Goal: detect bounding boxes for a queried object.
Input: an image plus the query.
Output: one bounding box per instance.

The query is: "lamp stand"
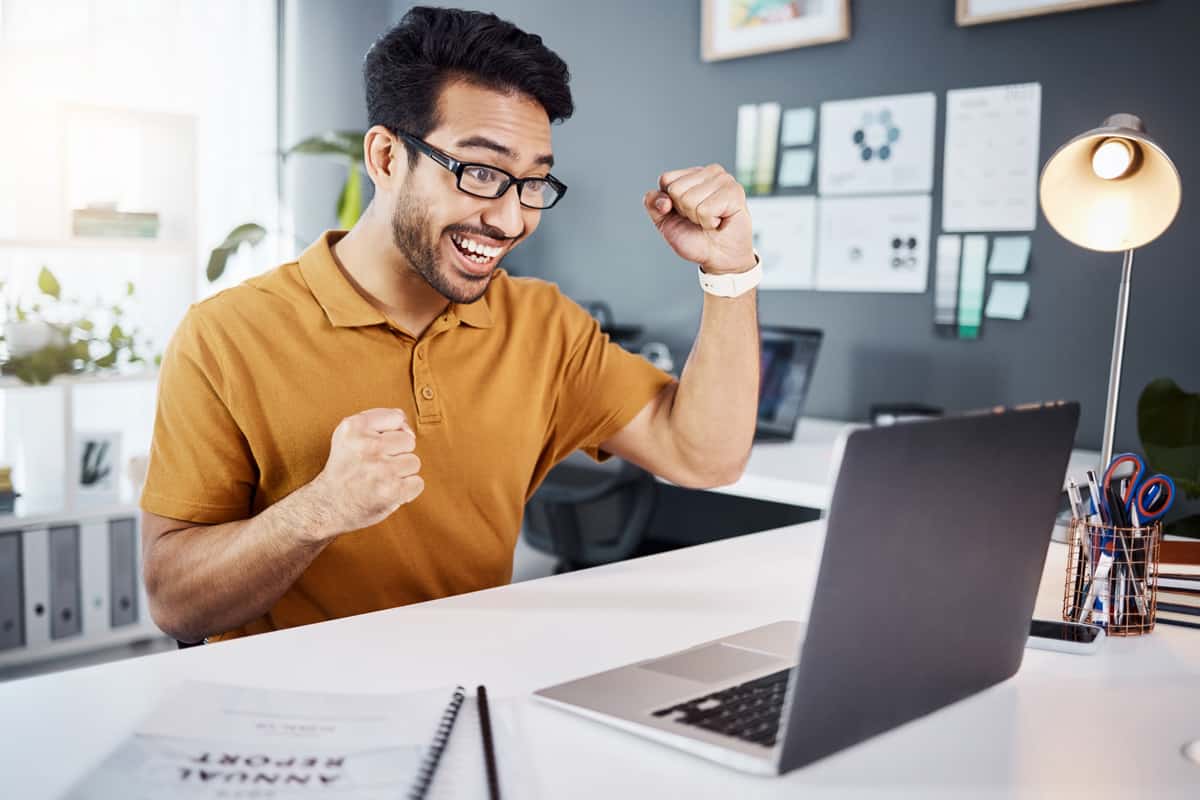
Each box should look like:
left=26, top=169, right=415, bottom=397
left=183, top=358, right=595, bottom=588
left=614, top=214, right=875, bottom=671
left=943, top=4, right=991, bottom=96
left=1100, top=248, right=1136, bottom=469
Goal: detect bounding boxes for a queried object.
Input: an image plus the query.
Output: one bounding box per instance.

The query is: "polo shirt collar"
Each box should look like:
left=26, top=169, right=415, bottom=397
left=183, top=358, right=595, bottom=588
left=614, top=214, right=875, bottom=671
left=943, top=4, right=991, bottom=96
left=299, top=230, right=493, bottom=330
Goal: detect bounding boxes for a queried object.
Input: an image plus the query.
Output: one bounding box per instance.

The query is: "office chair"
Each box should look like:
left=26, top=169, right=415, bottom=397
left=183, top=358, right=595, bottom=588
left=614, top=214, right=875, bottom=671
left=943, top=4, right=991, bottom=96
left=522, top=454, right=658, bottom=573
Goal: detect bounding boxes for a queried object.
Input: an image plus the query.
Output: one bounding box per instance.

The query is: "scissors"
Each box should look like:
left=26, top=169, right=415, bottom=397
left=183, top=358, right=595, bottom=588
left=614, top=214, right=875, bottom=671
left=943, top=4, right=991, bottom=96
left=1102, top=452, right=1176, bottom=524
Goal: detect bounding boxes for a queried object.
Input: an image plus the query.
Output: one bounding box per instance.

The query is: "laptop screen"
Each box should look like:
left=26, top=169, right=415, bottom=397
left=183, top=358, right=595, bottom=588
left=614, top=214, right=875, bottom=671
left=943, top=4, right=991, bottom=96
left=757, top=326, right=822, bottom=438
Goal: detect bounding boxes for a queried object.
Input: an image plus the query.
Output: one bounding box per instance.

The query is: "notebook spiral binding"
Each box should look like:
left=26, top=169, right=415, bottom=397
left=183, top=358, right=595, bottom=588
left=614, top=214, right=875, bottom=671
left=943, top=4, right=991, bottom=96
left=407, top=686, right=467, bottom=800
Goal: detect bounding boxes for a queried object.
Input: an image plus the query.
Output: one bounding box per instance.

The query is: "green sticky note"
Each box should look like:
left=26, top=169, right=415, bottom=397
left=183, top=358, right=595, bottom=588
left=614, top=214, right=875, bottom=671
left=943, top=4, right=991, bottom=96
left=958, top=235, right=987, bottom=339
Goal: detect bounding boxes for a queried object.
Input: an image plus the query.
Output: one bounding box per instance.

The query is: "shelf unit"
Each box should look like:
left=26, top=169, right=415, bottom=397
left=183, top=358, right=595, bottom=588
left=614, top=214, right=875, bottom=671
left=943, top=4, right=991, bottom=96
left=0, top=104, right=190, bottom=671
left=0, top=503, right=165, bottom=670
left=0, top=371, right=166, bottom=669
left=0, top=237, right=193, bottom=255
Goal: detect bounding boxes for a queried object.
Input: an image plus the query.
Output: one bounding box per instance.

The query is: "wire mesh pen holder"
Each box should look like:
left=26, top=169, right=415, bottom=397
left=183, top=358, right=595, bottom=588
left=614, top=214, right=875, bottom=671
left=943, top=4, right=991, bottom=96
left=1063, top=517, right=1161, bottom=636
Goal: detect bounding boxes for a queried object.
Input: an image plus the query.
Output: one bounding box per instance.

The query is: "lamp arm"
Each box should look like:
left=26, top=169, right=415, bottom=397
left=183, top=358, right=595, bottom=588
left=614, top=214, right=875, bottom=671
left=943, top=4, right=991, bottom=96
left=1101, top=248, right=1136, bottom=469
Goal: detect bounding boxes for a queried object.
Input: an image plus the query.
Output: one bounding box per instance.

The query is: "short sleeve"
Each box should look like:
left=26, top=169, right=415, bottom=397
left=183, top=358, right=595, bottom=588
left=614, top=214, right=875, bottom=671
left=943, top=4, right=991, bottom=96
left=139, top=307, right=258, bottom=524
left=547, top=294, right=675, bottom=463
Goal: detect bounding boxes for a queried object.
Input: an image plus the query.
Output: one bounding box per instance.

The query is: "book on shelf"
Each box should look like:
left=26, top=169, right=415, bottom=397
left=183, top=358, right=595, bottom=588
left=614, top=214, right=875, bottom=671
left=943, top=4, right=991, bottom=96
left=1156, top=609, right=1200, bottom=630
left=71, top=207, right=160, bottom=239
left=1157, top=589, right=1200, bottom=608
left=1158, top=539, right=1200, bottom=572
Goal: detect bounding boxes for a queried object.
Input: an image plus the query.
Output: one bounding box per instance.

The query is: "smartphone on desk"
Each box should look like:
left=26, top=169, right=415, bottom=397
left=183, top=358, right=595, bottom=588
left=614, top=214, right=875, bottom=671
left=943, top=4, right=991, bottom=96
left=1027, top=619, right=1105, bottom=655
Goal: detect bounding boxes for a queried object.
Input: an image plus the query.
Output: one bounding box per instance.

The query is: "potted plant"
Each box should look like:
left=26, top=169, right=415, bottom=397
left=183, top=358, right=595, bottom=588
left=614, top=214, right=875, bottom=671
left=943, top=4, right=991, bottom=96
left=0, top=267, right=159, bottom=385
left=207, top=130, right=366, bottom=282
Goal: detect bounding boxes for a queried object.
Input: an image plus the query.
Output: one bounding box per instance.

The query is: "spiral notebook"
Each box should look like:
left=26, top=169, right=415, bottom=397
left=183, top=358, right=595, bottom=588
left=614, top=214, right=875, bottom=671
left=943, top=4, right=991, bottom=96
left=63, top=681, right=533, bottom=799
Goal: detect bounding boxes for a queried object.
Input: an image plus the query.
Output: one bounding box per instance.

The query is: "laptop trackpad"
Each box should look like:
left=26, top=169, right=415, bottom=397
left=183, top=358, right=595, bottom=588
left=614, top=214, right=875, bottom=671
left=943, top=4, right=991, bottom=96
left=640, top=643, right=787, bottom=685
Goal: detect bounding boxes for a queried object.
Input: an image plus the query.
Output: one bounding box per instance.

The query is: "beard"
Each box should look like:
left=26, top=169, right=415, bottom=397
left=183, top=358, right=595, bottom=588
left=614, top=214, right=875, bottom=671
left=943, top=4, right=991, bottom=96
left=390, top=188, right=497, bottom=305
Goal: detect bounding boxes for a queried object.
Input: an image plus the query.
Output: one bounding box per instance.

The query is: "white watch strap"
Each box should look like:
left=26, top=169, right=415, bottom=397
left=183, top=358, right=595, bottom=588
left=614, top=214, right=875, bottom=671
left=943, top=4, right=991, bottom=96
left=697, top=251, right=762, bottom=297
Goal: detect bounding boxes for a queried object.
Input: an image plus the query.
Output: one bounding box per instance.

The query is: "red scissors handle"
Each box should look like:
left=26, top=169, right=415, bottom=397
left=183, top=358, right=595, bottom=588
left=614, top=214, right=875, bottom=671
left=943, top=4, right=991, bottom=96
left=1102, top=453, right=1144, bottom=507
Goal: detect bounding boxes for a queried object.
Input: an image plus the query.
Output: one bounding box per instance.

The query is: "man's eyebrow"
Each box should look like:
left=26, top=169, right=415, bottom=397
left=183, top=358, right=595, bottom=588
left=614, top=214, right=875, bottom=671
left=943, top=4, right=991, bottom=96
left=454, top=135, right=555, bottom=169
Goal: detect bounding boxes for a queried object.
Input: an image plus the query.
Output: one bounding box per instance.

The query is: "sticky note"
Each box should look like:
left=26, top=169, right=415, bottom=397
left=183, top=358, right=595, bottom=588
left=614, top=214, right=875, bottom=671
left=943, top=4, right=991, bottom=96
left=958, top=235, right=988, bottom=339
left=780, top=107, right=816, bottom=147
left=777, top=149, right=815, bottom=188
left=934, top=234, right=961, bottom=328
left=987, top=235, right=1031, bottom=274
left=985, top=280, right=1031, bottom=320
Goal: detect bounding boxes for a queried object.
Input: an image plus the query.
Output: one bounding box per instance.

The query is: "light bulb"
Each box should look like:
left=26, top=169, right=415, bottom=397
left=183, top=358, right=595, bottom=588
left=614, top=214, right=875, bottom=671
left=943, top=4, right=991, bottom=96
left=1092, top=138, right=1134, bottom=180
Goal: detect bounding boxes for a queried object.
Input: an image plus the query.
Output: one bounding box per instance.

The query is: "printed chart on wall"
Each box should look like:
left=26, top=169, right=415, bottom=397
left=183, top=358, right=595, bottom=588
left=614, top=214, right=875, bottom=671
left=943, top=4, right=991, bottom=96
left=748, top=196, right=817, bottom=289
left=818, top=92, right=936, bottom=196
left=815, top=195, right=932, bottom=293
left=943, top=82, right=1041, bottom=232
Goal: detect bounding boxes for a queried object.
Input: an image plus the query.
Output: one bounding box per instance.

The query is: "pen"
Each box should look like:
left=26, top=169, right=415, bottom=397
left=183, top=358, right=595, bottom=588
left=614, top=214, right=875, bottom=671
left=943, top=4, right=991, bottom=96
left=1086, top=469, right=1107, bottom=525
left=477, top=685, right=501, bottom=800
left=1066, top=478, right=1084, bottom=520
left=1066, top=479, right=1088, bottom=618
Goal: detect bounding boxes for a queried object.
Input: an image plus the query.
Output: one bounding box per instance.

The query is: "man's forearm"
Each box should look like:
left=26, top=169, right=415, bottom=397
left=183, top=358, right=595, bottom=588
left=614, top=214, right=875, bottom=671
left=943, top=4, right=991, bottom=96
left=669, top=289, right=759, bottom=485
left=143, top=481, right=336, bottom=642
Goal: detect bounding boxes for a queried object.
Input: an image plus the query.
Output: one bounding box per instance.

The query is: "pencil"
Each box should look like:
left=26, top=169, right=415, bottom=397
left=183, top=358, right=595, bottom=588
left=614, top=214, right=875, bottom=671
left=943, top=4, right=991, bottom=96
left=477, top=685, right=501, bottom=800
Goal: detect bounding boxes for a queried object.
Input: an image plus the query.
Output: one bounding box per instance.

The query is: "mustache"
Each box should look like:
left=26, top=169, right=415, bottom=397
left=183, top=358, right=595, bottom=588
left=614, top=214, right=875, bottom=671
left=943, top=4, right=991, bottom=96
left=446, top=224, right=521, bottom=242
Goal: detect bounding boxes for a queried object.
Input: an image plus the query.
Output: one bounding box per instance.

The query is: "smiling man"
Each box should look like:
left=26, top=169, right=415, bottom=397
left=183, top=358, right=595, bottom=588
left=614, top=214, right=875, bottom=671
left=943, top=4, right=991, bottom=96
left=139, top=7, right=761, bottom=644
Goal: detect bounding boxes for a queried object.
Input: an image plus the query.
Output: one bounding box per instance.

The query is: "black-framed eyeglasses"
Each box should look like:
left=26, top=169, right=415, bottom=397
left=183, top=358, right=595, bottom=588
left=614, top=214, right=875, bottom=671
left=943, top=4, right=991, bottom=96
left=397, top=131, right=568, bottom=210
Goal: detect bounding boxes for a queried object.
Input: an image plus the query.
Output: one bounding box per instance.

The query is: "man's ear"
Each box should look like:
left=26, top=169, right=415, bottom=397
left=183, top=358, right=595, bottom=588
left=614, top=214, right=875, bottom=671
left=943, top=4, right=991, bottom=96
left=364, top=125, right=406, bottom=187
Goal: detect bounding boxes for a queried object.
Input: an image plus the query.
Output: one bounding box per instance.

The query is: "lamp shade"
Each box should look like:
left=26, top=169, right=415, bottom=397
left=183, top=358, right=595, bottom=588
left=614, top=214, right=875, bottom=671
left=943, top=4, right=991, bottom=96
left=1039, top=113, right=1181, bottom=252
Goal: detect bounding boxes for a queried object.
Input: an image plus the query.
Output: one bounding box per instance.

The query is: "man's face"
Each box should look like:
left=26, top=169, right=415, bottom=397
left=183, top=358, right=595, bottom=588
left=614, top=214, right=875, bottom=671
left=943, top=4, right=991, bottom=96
left=390, top=81, right=554, bottom=304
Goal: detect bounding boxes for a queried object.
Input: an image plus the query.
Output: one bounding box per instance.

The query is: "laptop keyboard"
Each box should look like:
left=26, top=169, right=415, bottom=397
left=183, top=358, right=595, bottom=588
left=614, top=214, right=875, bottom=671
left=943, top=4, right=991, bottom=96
left=651, top=668, right=790, bottom=747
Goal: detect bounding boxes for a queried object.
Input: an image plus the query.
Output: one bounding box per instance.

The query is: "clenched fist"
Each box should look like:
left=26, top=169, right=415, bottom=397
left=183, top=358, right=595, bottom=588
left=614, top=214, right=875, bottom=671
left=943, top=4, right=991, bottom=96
left=308, top=407, right=424, bottom=538
left=644, top=163, right=756, bottom=275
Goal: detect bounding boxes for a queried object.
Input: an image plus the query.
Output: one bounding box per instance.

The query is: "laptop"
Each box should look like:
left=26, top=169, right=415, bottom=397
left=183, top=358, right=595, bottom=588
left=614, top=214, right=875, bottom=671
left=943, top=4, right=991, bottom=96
left=534, top=402, right=1080, bottom=775
left=754, top=326, right=822, bottom=443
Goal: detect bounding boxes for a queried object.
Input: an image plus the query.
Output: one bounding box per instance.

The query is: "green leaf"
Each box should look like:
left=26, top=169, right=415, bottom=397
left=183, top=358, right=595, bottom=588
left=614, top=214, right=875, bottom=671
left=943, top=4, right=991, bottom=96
left=1164, top=513, right=1200, bottom=539
left=206, top=222, right=267, bottom=282
left=337, top=166, right=364, bottom=229
left=1137, top=378, right=1200, bottom=498
left=94, top=349, right=117, bottom=369
left=154, top=353, right=162, bottom=367
left=126, top=281, right=135, bottom=296
left=37, top=266, right=61, bottom=299
left=78, top=319, right=95, bottom=332
left=284, top=130, right=365, bottom=162
left=109, top=324, right=126, bottom=344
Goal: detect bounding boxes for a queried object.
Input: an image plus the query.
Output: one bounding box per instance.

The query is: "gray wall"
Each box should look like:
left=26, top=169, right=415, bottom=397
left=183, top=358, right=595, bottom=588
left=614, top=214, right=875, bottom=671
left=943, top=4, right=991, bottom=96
left=282, top=0, right=392, bottom=244
left=290, top=0, right=1198, bottom=453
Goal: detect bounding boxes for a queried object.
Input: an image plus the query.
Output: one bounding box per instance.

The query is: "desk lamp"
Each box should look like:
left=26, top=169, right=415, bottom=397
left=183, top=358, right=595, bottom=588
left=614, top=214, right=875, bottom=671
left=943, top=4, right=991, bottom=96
left=1039, top=113, right=1182, bottom=468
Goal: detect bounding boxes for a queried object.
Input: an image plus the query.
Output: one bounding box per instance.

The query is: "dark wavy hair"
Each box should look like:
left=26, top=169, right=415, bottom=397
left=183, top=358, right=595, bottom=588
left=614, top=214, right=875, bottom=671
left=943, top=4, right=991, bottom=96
left=364, top=6, right=574, bottom=167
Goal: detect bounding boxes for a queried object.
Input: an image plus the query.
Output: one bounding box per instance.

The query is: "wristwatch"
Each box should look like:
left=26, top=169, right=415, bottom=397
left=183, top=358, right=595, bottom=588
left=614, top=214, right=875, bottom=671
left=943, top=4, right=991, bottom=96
left=697, top=250, right=762, bottom=298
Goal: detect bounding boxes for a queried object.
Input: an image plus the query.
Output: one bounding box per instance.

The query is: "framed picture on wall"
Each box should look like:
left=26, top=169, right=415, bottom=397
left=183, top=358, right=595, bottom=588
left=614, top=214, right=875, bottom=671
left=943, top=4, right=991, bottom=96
left=956, top=0, right=1141, bottom=27
left=702, top=0, right=851, bottom=63
left=74, top=430, right=122, bottom=505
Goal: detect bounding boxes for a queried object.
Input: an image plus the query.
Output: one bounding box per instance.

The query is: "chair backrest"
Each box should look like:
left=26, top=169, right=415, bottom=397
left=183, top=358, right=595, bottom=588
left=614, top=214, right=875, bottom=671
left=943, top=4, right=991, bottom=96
left=523, top=457, right=657, bottom=570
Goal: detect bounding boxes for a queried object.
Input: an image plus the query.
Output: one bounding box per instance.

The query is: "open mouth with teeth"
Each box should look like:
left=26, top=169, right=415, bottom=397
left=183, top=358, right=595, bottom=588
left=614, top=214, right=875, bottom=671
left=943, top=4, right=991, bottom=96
left=448, top=231, right=504, bottom=275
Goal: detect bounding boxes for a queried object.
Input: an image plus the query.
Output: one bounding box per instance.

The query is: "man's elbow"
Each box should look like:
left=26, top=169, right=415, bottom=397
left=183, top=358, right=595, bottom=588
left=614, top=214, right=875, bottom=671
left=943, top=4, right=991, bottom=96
left=144, top=582, right=204, bottom=644
left=674, top=453, right=749, bottom=490
left=143, top=553, right=205, bottom=643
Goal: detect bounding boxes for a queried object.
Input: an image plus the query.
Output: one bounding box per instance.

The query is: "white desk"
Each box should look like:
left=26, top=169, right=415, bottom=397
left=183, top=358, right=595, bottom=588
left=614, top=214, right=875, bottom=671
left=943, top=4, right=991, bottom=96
left=703, top=417, right=1102, bottom=509
left=4, top=522, right=1198, bottom=798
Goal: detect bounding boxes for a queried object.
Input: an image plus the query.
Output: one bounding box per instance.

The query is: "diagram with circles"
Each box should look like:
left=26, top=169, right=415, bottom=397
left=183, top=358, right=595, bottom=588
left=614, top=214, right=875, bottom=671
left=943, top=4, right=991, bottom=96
left=819, top=92, right=936, bottom=196
left=815, top=195, right=932, bottom=294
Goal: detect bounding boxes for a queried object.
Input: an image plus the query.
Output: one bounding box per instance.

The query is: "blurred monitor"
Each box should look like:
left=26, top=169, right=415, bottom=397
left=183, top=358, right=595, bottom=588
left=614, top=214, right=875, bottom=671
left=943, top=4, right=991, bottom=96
left=755, top=326, right=823, bottom=443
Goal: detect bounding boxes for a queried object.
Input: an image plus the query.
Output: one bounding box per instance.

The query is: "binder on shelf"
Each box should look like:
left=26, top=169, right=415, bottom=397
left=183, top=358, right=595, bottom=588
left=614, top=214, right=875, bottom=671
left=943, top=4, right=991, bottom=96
left=80, top=520, right=110, bottom=636
left=0, top=531, right=24, bottom=651
left=108, top=517, right=139, bottom=628
left=21, top=528, right=51, bottom=648
left=48, top=524, right=82, bottom=640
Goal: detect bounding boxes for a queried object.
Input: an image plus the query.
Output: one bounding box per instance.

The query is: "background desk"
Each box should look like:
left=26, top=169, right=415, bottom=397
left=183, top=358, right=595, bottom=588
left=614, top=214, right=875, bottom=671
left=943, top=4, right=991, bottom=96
left=3, top=521, right=1197, bottom=798
left=707, top=417, right=1103, bottom=509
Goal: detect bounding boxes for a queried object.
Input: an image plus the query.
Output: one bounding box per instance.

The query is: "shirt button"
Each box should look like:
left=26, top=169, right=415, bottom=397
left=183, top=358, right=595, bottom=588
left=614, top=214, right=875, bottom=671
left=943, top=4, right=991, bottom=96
left=416, top=348, right=425, bottom=360
left=421, top=386, right=435, bottom=400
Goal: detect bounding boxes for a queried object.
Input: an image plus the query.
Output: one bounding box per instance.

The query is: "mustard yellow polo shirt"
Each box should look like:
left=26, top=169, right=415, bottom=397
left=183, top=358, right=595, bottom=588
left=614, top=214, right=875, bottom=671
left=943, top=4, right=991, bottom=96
left=141, top=231, right=674, bottom=640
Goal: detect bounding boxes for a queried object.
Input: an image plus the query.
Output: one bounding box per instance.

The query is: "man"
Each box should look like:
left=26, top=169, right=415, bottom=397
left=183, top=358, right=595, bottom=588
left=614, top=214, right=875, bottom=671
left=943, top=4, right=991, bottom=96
left=140, top=7, right=761, bottom=644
